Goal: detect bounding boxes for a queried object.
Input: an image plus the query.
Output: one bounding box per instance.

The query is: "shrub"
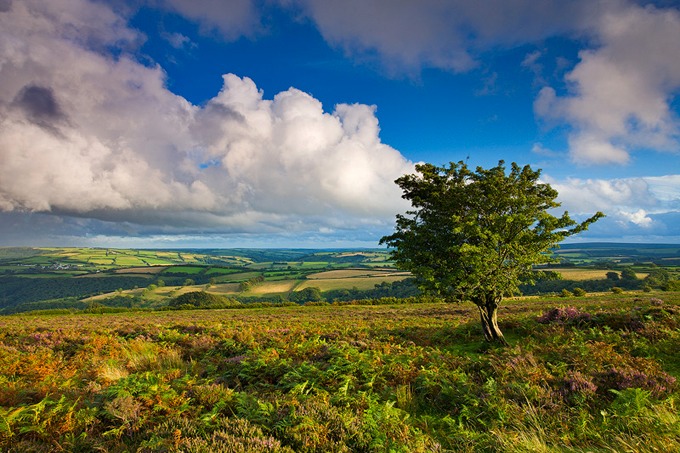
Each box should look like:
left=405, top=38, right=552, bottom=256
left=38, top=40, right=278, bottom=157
left=168, top=291, right=239, bottom=308
left=663, top=279, right=680, bottom=291
left=595, top=366, right=676, bottom=398
left=620, top=267, right=638, bottom=281
left=611, top=287, right=624, bottom=294
left=303, top=301, right=329, bottom=306
left=572, top=287, right=586, bottom=297
left=560, top=371, right=598, bottom=405
left=289, top=287, right=323, bottom=303
left=537, top=307, right=592, bottom=325
left=560, top=289, right=573, bottom=297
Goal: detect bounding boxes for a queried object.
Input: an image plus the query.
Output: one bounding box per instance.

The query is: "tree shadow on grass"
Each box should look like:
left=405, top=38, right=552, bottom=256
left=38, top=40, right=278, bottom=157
left=375, top=307, right=540, bottom=354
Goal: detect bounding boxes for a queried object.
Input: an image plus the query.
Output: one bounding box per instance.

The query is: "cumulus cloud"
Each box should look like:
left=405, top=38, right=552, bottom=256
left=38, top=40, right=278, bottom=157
left=536, top=3, right=680, bottom=164
left=619, top=209, right=653, bottom=228
left=0, top=0, right=413, bottom=238
left=544, top=174, right=680, bottom=233
left=190, top=74, right=412, bottom=219
left=135, top=1, right=680, bottom=167
left=155, top=0, right=680, bottom=168
left=286, top=0, right=680, bottom=165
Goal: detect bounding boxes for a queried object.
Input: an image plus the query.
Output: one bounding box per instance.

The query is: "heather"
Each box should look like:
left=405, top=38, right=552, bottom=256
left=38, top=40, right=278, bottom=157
left=1, top=291, right=679, bottom=452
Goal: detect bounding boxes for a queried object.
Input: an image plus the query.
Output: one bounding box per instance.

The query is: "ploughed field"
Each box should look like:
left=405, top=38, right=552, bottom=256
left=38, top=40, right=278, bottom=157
left=1, top=291, right=679, bottom=452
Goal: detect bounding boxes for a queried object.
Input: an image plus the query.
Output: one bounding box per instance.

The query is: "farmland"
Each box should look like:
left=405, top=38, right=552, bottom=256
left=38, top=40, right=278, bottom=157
left=1, top=292, right=679, bottom=451
left=0, top=248, right=404, bottom=313
left=0, top=244, right=679, bottom=314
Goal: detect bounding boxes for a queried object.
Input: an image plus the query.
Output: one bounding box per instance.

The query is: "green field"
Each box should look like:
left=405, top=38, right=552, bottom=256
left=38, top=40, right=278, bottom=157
left=1, top=245, right=678, bottom=314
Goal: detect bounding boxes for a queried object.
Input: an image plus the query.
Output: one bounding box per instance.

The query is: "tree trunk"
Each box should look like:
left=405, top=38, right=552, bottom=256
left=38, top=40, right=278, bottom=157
left=478, top=301, right=508, bottom=346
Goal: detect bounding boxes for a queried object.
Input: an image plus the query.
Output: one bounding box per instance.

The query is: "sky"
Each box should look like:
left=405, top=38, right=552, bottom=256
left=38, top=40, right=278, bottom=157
left=1, top=0, right=680, bottom=248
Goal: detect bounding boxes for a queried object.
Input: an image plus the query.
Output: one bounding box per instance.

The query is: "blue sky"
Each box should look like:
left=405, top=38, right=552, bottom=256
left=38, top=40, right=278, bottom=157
left=1, top=0, right=679, bottom=247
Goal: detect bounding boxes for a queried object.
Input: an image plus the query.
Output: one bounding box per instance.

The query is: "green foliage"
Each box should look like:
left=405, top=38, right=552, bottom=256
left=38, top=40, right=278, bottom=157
left=381, top=160, right=602, bottom=343
left=573, top=287, right=587, bottom=297
left=0, top=275, right=148, bottom=311
left=169, top=291, right=240, bottom=308
left=665, top=280, right=680, bottom=291
left=381, top=161, right=603, bottom=305
left=520, top=274, right=646, bottom=295
left=621, top=267, right=638, bottom=281
left=325, top=279, right=420, bottom=302
left=289, top=287, right=323, bottom=303
left=644, top=268, right=671, bottom=288
left=240, top=275, right=265, bottom=292
left=607, top=271, right=620, bottom=281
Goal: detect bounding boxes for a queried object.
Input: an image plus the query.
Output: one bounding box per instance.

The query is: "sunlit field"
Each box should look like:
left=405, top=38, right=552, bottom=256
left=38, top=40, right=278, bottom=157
left=553, top=268, right=649, bottom=280
left=1, top=292, right=678, bottom=452
left=297, top=275, right=411, bottom=291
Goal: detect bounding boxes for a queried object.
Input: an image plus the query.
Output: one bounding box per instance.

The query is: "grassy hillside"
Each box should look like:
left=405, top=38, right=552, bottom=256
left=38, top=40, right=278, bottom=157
left=0, top=292, right=678, bottom=451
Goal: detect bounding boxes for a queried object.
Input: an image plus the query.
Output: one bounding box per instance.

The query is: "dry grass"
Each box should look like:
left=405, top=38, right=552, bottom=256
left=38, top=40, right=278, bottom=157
left=113, top=267, right=166, bottom=274
left=552, top=268, right=648, bottom=280
left=246, top=280, right=300, bottom=294
left=165, top=286, right=204, bottom=297
left=298, top=275, right=409, bottom=291
left=206, top=283, right=241, bottom=294
left=97, top=362, right=129, bottom=383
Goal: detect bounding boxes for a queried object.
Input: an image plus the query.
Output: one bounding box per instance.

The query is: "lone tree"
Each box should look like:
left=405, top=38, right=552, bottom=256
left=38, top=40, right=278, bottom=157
left=380, top=161, right=603, bottom=345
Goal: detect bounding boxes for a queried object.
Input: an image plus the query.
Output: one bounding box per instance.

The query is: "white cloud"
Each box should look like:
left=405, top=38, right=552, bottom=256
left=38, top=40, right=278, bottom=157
left=139, top=1, right=680, bottom=168
left=161, top=31, right=195, bottom=49
left=0, top=0, right=413, bottom=238
left=544, top=174, right=679, bottom=231
left=619, top=209, right=653, bottom=227
left=191, top=74, right=413, bottom=218
left=531, top=142, right=560, bottom=157
left=536, top=3, right=680, bottom=164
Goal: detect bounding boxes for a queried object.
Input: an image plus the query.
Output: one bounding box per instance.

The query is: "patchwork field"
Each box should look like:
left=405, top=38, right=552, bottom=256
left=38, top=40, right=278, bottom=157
left=1, top=246, right=678, bottom=314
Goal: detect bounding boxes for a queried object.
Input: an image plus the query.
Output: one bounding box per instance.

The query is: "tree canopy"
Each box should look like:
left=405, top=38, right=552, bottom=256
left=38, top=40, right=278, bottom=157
left=380, top=160, right=604, bottom=344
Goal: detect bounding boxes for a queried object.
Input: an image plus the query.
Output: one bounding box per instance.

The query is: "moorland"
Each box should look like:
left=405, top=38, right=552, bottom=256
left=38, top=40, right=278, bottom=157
left=1, top=292, right=679, bottom=451
left=0, top=244, right=679, bottom=451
